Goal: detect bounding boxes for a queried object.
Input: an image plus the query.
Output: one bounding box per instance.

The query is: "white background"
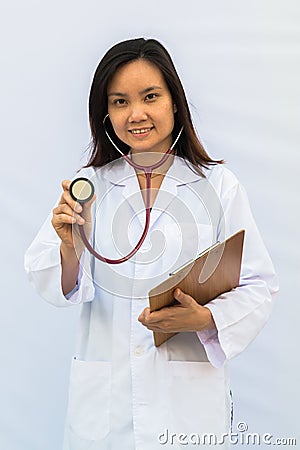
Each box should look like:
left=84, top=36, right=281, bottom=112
left=0, top=0, right=299, bottom=448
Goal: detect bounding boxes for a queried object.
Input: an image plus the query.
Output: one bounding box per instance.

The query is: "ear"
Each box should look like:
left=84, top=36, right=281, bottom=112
left=173, top=103, right=177, bottom=113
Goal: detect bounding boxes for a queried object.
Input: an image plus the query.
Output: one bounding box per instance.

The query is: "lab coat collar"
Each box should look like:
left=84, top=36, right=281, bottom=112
left=101, top=154, right=204, bottom=187
left=100, top=155, right=205, bottom=230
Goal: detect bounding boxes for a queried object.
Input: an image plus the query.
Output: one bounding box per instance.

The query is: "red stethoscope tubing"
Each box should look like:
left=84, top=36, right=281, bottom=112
left=78, top=148, right=173, bottom=264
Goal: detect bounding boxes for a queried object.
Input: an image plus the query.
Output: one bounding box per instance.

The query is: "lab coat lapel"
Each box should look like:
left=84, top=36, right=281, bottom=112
left=102, top=156, right=146, bottom=229
left=149, top=156, right=202, bottom=228
left=102, top=155, right=202, bottom=229
left=122, top=177, right=146, bottom=229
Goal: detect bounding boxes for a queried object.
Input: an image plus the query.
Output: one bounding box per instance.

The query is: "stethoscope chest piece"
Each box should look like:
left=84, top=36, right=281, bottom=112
left=69, top=177, right=95, bottom=203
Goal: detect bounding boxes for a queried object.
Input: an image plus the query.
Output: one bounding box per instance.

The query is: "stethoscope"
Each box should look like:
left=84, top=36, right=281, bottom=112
left=69, top=114, right=183, bottom=264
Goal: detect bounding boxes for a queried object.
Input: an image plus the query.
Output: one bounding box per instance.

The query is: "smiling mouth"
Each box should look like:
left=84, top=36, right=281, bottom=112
left=129, top=127, right=154, bottom=135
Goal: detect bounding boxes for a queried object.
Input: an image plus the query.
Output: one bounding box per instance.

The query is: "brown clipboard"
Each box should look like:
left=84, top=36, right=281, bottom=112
left=148, top=229, right=245, bottom=346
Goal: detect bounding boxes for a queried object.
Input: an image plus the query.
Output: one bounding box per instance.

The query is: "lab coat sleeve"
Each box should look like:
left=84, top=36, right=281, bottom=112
left=197, top=177, right=278, bottom=367
left=24, top=213, right=95, bottom=307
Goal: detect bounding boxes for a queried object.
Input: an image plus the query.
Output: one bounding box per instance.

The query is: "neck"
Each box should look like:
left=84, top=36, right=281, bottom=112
left=132, top=150, right=175, bottom=177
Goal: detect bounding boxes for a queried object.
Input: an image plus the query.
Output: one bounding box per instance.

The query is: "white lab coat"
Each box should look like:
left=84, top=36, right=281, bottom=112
left=25, top=156, right=278, bottom=450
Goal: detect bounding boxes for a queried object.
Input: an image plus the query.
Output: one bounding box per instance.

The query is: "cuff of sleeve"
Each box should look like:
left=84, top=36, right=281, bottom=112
left=65, top=283, right=79, bottom=300
left=197, top=312, right=227, bottom=368
left=64, top=250, right=94, bottom=304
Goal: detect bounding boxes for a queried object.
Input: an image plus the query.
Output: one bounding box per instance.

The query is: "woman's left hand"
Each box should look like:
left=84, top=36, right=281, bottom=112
left=138, top=288, right=216, bottom=333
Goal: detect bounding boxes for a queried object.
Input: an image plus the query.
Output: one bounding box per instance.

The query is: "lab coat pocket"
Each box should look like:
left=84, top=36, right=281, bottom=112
left=167, top=360, right=229, bottom=435
left=67, top=358, right=111, bottom=440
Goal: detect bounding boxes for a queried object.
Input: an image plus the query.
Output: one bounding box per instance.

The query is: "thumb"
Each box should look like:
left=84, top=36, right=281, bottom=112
left=173, top=288, right=195, bottom=306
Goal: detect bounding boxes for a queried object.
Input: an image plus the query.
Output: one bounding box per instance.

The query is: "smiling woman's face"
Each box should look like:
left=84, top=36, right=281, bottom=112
left=107, top=59, right=176, bottom=155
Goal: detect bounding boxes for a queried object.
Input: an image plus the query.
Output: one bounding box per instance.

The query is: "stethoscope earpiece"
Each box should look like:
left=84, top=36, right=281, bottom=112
left=69, top=177, right=95, bottom=204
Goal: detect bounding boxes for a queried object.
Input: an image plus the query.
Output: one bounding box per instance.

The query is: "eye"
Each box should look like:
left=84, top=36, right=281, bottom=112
left=112, top=98, right=127, bottom=106
left=145, top=93, right=158, bottom=101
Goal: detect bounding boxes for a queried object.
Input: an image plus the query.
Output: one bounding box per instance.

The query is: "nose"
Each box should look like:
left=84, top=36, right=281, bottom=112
left=128, top=103, right=148, bottom=123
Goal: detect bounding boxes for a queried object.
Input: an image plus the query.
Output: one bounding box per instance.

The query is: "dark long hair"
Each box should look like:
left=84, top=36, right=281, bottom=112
left=86, top=38, right=223, bottom=172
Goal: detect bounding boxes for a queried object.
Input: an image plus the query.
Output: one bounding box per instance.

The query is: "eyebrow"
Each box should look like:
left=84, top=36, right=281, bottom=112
left=107, top=86, right=163, bottom=97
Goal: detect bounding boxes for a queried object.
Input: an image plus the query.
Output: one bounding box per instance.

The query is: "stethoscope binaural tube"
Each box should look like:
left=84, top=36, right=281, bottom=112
left=70, top=123, right=183, bottom=264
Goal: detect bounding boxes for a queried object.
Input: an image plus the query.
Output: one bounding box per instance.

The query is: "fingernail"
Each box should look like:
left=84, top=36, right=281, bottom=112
left=75, top=204, right=82, bottom=212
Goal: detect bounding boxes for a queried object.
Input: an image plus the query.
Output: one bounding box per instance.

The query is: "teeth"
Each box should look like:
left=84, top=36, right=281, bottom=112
left=131, top=128, right=151, bottom=134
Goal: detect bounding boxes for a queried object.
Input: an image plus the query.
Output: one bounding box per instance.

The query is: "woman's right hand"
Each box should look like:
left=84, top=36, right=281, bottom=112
left=51, top=179, right=96, bottom=258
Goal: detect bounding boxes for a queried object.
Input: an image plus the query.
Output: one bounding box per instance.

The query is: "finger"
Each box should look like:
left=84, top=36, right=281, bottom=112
left=141, top=317, right=176, bottom=332
left=58, top=189, right=82, bottom=213
left=61, top=180, right=96, bottom=219
left=138, top=307, right=150, bottom=323
left=143, top=324, right=169, bottom=332
left=61, top=192, right=96, bottom=221
left=53, top=204, right=85, bottom=225
left=173, top=288, right=195, bottom=306
left=54, top=203, right=78, bottom=216
left=61, top=179, right=72, bottom=191
left=60, top=190, right=83, bottom=213
left=52, top=213, right=76, bottom=225
left=140, top=309, right=168, bottom=325
left=60, top=180, right=83, bottom=211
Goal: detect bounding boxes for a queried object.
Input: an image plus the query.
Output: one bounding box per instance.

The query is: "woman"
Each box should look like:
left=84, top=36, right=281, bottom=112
left=25, top=38, right=278, bottom=450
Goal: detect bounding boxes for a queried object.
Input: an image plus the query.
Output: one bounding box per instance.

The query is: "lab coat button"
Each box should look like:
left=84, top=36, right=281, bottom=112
left=134, top=346, right=144, bottom=356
